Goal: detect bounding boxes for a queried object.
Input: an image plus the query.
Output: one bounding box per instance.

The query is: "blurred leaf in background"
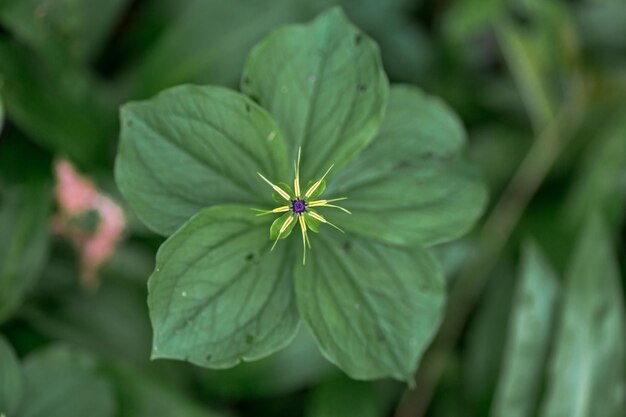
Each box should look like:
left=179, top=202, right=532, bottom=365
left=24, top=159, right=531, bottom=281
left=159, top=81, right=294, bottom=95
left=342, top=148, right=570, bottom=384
left=16, top=346, right=116, bottom=417
left=0, top=138, right=52, bottom=323
left=490, top=242, right=559, bottom=417
left=0, top=0, right=128, bottom=65
left=540, top=216, right=625, bottom=417
left=0, top=335, right=23, bottom=416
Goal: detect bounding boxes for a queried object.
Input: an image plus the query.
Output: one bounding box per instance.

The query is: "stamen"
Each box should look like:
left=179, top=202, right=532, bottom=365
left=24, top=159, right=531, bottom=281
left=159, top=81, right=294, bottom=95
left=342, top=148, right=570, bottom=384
left=304, top=164, right=334, bottom=199
left=299, top=215, right=307, bottom=264
left=308, top=211, right=344, bottom=233
left=272, top=206, right=290, bottom=213
left=258, top=172, right=291, bottom=201
left=308, top=197, right=347, bottom=207
left=323, top=204, right=352, bottom=215
left=252, top=208, right=275, bottom=216
left=294, top=147, right=302, bottom=197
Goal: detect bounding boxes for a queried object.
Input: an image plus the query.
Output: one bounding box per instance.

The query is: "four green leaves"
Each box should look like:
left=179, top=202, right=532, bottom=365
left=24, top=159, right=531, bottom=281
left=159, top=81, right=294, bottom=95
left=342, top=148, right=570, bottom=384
left=116, top=8, right=487, bottom=381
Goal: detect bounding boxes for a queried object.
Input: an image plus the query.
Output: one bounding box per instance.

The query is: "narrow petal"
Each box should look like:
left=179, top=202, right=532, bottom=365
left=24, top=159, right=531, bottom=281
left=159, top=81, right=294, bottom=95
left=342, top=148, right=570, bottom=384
left=307, top=211, right=327, bottom=223
left=322, top=204, right=352, bottom=215
left=299, top=214, right=307, bottom=264
left=251, top=208, right=275, bottom=216
left=307, top=200, right=327, bottom=207
left=307, top=211, right=344, bottom=233
left=294, top=147, right=302, bottom=197
left=308, top=197, right=347, bottom=207
left=272, top=206, right=291, bottom=213
left=258, top=172, right=291, bottom=201
left=304, top=164, right=334, bottom=199
left=307, top=198, right=351, bottom=213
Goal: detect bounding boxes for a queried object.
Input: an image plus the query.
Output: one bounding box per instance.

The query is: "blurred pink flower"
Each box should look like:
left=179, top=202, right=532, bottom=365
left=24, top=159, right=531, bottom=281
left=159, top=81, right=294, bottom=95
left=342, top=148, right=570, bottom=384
left=55, top=159, right=97, bottom=214
left=54, top=159, right=126, bottom=289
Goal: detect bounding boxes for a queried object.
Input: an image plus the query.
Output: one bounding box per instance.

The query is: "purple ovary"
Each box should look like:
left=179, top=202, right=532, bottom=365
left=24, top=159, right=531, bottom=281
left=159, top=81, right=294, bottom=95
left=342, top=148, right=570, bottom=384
left=291, top=199, right=306, bottom=214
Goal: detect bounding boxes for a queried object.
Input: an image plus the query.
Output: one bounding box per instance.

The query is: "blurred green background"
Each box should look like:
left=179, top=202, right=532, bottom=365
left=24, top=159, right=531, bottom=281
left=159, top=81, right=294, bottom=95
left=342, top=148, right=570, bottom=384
left=0, top=0, right=625, bottom=416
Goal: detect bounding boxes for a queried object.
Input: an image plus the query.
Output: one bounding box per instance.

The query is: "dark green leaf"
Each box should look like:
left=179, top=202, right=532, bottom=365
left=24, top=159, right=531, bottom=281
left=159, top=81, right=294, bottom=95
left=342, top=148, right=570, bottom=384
left=491, top=242, right=560, bottom=417
left=149, top=206, right=300, bottom=368
left=295, top=231, right=445, bottom=381
left=463, top=263, right=515, bottom=409
left=24, top=272, right=152, bottom=365
left=0, top=0, right=129, bottom=65
left=17, top=346, right=115, bottom=417
left=0, top=149, right=52, bottom=323
left=242, top=7, right=389, bottom=180
left=540, top=216, right=626, bottom=417
left=0, top=40, right=113, bottom=164
left=0, top=335, right=23, bottom=416
left=108, top=364, right=226, bottom=417
left=564, top=109, right=626, bottom=232
left=328, top=85, right=487, bottom=247
left=443, top=0, right=506, bottom=43
left=132, top=0, right=305, bottom=96
left=116, top=85, right=289, bottom=236
left=0, top=93, right=4, bottom=134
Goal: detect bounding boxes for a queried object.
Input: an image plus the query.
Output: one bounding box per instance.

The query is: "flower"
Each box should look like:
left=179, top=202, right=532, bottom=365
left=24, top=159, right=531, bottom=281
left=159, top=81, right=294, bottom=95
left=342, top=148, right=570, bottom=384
left=254, top=148, right=350, bottom=264
left=53, top=159, right=126, bottom=288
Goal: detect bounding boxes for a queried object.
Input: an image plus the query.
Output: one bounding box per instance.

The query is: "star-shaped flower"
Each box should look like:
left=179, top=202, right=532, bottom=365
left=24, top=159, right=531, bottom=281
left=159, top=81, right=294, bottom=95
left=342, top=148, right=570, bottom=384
left=254, top=148, right=350, bottom=263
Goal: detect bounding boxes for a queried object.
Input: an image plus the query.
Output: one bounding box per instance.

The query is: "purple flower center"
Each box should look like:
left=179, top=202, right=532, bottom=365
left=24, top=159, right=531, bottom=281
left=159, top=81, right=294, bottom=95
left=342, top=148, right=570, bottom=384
left=291, top=199, right=307, bottom=214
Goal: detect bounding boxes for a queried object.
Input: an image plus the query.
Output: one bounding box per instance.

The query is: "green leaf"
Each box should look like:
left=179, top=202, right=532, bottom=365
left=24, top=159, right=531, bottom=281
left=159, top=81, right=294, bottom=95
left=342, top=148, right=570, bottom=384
left=149, top=206, right=300, bottom=368
left=0, top=93, right=4, bottom=134
left=491, top=242, right=560, bottom=417
left=132, top=0, right=304, bottom=96
left=295, top=231, right=445, bottom=381
left=0, top=335, right=23, bottom=416
left=564, top=109, right=626, bottom=232
left=463, top=263, right=516, bottom=408
left=0, top=0, right=129, bottom=65
left=108, top=364, right=226, bottom=417
left=443, top=0, right=506, bottom=43
left=493, top=1, right=571, bottom=132
left=539, top=216, right=626, bottom=417
left=0, top=40, right=113, bottom=165
left=23, top=271, right=152, bottom=365
left=242, top=7, right=389, bottom=180
left=17, top=346, right=115, bottom=417
left=116, top=85, right=289, bottom=236
left=328, top=85, right=487, bottom=247
left=0, top=143, right=52, bottom=323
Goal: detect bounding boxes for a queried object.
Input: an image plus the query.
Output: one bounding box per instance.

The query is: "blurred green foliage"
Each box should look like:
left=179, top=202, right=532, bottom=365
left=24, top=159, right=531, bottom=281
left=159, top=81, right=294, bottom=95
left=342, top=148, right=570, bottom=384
left=0, top=0, right=625, bottom=416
